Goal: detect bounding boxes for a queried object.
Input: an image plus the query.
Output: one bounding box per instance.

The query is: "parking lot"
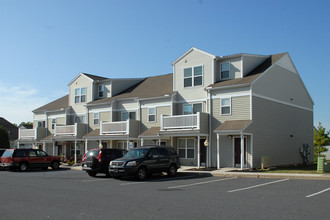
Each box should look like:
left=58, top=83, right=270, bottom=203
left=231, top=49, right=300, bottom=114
left=0, top=169, right=329, bottom=220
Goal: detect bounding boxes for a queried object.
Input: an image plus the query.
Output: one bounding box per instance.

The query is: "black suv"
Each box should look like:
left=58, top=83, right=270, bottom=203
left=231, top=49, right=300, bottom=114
left=109, top=146, right=181, bottom=180
left=82, top=148, right=127, bottom=177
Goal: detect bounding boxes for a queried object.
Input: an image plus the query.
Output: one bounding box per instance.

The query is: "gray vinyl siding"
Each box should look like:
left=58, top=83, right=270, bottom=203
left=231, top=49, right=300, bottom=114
left=242, top=55, right=267, bottom=77
left=245, top=96, right=314, bottom=168
left=252, top=65, right=313, bottom=109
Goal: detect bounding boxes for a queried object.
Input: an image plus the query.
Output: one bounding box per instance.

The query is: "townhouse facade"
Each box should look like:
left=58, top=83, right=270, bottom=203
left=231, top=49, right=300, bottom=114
left=16, top=47, right=314, bottom=169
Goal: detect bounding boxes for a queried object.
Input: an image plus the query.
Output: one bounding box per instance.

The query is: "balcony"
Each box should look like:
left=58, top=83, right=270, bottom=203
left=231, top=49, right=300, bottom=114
left=54, top=123, right=87, bottom=138
left=100, top=120, right=139, bottom=137
left=18, top=127, right=47, bottom=141
left=160, top=112, right=208, bottom=133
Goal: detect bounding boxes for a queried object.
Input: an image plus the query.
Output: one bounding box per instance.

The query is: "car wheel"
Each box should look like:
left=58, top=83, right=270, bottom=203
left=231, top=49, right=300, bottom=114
left=19, top=163, right=28, bottom=172
left=167, top=164, right=177, bottom=177
left=88, top=171, right=97, bottom=177
left=136, top=167, right=147, bottom=181
left=51, top=161, right=60, bottom=170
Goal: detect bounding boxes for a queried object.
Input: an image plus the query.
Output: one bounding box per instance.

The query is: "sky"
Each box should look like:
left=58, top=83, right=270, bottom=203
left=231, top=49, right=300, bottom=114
left=0, top=0, right=329, bottom=130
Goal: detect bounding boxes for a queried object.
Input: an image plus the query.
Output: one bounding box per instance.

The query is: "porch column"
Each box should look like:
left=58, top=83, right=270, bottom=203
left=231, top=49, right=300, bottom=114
left=85, top=139, right=88, bottom=153
left=43, top=142, right=46, bottom=151
left=126, top=140, right=129, bottom=151
left=197, top=136, right=200, bottom=168
left=17, top=141, right=19, bottom=149
left=158, top=138, right=161, bottom=146
left=170, top=137, right=173, bottom=146
left=141, top=139, right=144, bottom=147
left=74, top=140, right=77, bottom=164
left=240, top=133, right=244, bottom=170
left=217, top=134, right=220, bottom=169
left=53, top=142, right=55, bottom=156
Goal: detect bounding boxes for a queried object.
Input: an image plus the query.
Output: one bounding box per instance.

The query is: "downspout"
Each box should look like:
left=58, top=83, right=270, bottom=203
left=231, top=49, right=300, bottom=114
left=207, top=88, right=212, bottom=168
left=138, top=100, right=141, bottom=147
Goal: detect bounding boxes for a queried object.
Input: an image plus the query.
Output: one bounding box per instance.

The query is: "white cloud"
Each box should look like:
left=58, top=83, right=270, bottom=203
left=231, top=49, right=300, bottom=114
left=0, top=82, right=49, bottom=125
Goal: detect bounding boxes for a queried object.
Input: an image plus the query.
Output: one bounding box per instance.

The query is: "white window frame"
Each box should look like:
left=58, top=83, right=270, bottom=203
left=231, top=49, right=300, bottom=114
left=74, top=115, right=86, bottom=124
left=183, top=103, right=203, bottom=115
left=183, top=65, right=203, bottom=88
left=220, top=62, right=230, bottom=80
left=51, top=118, right=56, bottom=129
left=121, top=111, right=136, bottom=121
left=93, top=112, right=99, bottom=125
left=148, top=107, right=156, bottom=122
left=220, top=97, right=232, bottom=115
left=178, top=138, right=195, bottom=159
left=98, top=85, right=105, bottom=98
left=74, top=87, right=87, bottom=103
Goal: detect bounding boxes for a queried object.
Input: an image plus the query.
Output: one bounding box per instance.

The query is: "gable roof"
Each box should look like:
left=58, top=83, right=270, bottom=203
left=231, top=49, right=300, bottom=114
left=88, top=73, right=174, bottom=105
left=33, top=95, right=69, bottom=113
left=172, top=47, right=216, bottom=66
left=208, top=53, right=287, bottom=89
left=68, top=73, right=108, bottom=86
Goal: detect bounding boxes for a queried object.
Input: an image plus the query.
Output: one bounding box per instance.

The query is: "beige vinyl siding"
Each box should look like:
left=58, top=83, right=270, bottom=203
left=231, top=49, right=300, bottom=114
left=173, top=49, right=212, bottom=101
left=245, top=96, right=313, bottom=168
left=140, top=106, right=171, bottom=132
left=69, top=74, right=93, bottom=113
left=252, top=65, right=313, bottom=109
left=212, top=95, right=250, bottom=123
left=88, top=111, right=111, bottom=130
left=94, top=81, right=111, bottom=99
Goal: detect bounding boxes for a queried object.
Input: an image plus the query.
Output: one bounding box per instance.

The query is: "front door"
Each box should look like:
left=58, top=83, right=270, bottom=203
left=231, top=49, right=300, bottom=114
left=234, top=138, right=247, bottom=166
left=200, top=139, right=206, bottom=166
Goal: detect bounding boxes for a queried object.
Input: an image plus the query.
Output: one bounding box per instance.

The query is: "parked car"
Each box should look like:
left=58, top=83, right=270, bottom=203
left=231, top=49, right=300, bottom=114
left=0, top=149, right=61, bottom=171
left=82, top=148, right=127, bottom=177
left=109, top=146, right=181, bottom=180
left=0, top=149, right=6, bottom=170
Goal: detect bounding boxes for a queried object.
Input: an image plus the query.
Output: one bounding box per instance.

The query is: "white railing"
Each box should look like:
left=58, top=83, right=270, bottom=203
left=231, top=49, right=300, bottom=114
left=100, top=121, right=129, bottom=134
left=161, top=112, right=200, bottom=130
left=19, top=129, right=36, bottom=139
left=55, top=124, right=76, bottom=136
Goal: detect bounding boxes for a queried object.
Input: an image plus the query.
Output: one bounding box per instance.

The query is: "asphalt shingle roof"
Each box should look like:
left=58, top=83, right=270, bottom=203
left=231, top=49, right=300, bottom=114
left=33, top=95, right=69, bottom=113
left=88, top=73, right=174, bottom=105
left=215, top=120, right=252, bottom=132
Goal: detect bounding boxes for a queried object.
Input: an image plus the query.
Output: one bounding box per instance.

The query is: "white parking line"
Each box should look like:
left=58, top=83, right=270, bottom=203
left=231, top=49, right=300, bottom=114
left=81, top=179, right=110, bottom=183
left=120, top=182, right=146, bottom=186
left=306, top=188, right=330, bottom=198
left=228, top=179, right=289, bottom=193
left=168, top=177, right=237, bottom=189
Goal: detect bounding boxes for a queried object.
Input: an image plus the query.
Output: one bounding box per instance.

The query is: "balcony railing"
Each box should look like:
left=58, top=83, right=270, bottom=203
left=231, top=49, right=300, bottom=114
left=161, top=112, right=200, bottom=130
left=55, top=124, right=76, bottom=136
left=100, top=121, right=129, bottom=134
left=19, top=129, right=36, bottom=139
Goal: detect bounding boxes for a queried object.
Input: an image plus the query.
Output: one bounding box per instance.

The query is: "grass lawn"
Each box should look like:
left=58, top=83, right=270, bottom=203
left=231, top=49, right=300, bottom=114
left=262, top=164, right=329, bottom=174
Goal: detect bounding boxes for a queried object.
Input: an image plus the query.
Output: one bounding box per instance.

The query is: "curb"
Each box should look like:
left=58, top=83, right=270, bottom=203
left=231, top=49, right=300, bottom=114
left=210, top=172, right=330, bottom=181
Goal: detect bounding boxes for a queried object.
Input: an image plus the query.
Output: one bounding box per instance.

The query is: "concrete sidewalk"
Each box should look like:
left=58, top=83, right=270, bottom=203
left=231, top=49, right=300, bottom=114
left=60, top=164, right=330, bottom=180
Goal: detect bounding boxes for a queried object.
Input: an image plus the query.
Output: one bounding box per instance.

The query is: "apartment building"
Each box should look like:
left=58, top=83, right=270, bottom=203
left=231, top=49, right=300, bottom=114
left=17, top=47, right=314, bottom=169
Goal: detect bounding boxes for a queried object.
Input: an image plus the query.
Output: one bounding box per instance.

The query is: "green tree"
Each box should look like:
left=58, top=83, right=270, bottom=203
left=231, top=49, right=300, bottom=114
left=0, top=125, right=10, bottom=148
left=314, top=122, right=329, bottom=160
left=20, top=122, right=33, bottom=126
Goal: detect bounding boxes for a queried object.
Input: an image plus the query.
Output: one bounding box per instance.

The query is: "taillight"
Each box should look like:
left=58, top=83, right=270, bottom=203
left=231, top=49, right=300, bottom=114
left=82, top=153, right=87, bottom=162
left=97, top=151, right=102, bottom=163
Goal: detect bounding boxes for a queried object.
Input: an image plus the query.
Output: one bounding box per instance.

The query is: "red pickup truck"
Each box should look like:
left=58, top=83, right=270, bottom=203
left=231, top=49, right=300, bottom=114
left=0, top=149, right=61, bottom=171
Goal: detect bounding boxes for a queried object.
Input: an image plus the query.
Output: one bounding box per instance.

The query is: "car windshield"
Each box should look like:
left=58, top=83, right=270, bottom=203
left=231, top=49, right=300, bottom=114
left=2, top=150, right=14, bottom=157
left=123, top=148, right=149, bottom=158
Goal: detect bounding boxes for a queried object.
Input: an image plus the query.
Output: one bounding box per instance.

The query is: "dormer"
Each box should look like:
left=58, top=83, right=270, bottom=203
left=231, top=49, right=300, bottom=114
left=215, top=54, right=268, bottom=82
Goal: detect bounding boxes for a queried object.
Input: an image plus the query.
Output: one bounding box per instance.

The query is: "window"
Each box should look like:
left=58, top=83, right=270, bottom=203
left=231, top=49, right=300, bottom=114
left=184, top=66, right=203, bottom=88
left=148, top=107, right=156, bottom=122
left=220, top=98, right=231, bottom=115
left=121, top=112, right=136, bottom=121
left=220, top=62, right=230, bottom=79
left=98, top=85, right=105, bottom=98
left=37, top=150, right=47, bottom=157
left=70, top=143, right=81, bottom=156
left=178, top=138, right=195, bottom=159
left=37, top=121, right=45, bottom=128
left=93, top=113, right=99, bottom=125
left=74, top=87, right=86, bottom=103
left=74, top=115, right=86, bottom=123
left=51, top=119, right=56, bottom=129
left=183, top=103, right=202, bottom=115
left=29, top=150, right=37, bottom=157
left=117, top=141, right=127, bottom=150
